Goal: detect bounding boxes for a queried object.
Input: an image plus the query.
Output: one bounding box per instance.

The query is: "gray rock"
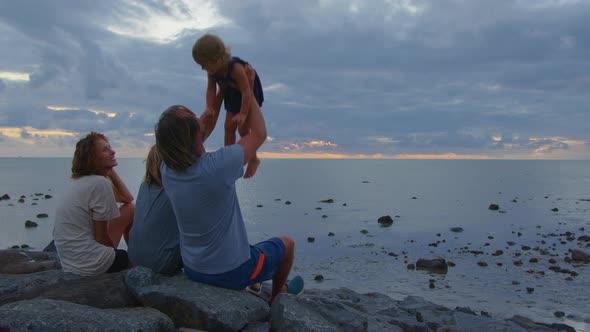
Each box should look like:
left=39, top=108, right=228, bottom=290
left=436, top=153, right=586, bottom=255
left=242, top=321, right=271, bottom=332
left=416, top=258, right=449, bottom=273
left=0, top=249, right=60, bottom=274
left=126, top=267, right=269, bottom=331
left=0, top=299, right=175, bottom=332
left=1, top=270, right=137, bottom=308
left=571, top=249, right=590, bottom=262
left=24, top=220, right=38, bottom=228
left=0, top=269, right=80, bottom=297
left=270, top=293, right=368, bottom=331
left=43, top=240, right=56, bottom=252
left=271, top=288, right=407, bottom=331
left=377, top=215, right=394, bottom=227
left=509, top=315, right=571, bottom=332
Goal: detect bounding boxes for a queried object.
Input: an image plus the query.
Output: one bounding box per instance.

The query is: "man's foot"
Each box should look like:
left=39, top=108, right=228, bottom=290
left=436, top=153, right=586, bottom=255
left=286, top=275, right=304, bottom=296
left=244, top=157, right=260, bottom=179
left=268, top=276, right=305, bottom=304
left=246, top=282, right=262, bottom=296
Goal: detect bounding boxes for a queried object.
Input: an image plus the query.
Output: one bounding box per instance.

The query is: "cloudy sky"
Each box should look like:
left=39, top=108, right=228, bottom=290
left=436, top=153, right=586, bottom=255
left=0, top=0, right=588, bottom=159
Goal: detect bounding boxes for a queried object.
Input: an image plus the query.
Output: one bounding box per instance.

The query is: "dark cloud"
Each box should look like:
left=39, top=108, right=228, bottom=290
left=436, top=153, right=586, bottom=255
left=0, top=1, right=589, bottom=157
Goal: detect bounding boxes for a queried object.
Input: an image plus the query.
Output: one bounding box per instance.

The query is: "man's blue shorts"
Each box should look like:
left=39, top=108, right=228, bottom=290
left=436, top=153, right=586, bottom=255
left=184, top=237, right=285, bottom=290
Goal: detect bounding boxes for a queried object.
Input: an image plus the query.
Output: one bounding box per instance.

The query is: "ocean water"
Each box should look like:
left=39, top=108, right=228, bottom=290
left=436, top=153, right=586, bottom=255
left=1, top=158, right=589, bottom=331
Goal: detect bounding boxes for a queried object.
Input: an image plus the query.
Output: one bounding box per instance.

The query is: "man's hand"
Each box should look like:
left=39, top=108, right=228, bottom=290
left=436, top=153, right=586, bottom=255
left=233, top=112, right=247, bottom=129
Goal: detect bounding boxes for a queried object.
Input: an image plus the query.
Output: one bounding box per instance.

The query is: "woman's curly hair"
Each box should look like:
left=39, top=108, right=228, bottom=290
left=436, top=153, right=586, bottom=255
left=71, top=132, right=108, bottom=179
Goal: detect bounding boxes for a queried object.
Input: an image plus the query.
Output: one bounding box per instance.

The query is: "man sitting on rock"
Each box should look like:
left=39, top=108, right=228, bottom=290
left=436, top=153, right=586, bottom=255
left=155, top=103, right=303, bottom=303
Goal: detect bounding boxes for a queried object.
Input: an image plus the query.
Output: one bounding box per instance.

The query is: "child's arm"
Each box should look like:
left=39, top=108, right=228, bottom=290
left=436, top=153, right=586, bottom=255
left=232, top=64, right=253, bottom=128
left=108, top=169, right=133, bottom=204
left=205, top=75, right=217, bottom=115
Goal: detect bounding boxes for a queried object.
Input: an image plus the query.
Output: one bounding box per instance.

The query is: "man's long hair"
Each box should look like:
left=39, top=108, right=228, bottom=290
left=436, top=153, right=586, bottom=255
left=155, top=105, right=200, bottom=172
left=71, top=132, right=107, bottom=179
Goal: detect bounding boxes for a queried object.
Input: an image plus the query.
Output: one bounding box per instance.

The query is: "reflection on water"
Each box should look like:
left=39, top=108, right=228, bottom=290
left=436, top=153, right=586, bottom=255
left=1, top=158, right=589, bottom=330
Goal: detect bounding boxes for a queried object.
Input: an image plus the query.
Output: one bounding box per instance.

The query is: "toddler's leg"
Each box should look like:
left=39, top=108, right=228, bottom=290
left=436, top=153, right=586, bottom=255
left=224, top=112, right=237, bottom=146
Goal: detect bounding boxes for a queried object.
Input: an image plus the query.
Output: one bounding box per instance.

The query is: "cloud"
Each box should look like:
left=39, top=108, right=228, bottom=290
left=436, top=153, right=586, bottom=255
left=0, top=1, right=589, bottom=158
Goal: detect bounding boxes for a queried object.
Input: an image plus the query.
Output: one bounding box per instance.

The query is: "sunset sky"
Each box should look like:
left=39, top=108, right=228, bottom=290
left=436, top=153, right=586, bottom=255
left=0, top=0, right=589, bottom=159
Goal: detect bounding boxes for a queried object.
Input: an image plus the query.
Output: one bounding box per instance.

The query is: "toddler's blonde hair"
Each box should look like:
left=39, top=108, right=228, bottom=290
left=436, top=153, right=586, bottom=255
left=192, top=34, right=231, bottom=64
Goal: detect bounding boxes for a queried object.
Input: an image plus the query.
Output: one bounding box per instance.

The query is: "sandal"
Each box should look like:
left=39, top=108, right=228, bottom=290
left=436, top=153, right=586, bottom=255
left=246, top=282, right=262, bottom=296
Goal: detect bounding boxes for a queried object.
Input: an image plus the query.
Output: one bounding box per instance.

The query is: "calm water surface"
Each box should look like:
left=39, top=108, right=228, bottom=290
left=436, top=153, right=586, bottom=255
left=1, top=158, right=589, bottom=331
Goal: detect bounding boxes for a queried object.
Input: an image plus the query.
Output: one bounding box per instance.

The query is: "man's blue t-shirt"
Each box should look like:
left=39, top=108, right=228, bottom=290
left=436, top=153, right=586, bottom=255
left=160, top=144, right=249, bottom=274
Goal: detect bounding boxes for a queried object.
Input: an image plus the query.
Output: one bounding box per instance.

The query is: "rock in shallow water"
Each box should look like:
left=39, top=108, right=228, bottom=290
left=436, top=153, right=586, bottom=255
left=416, top=258, right=448, bottom=273
left=571, top=249, right=590, bottom=262
left=377, top=215, right=394, bottom=227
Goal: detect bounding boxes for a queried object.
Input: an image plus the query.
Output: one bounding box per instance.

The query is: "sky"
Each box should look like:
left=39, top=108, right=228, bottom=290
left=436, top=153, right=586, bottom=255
left=0, top=0, right=589, bottom=159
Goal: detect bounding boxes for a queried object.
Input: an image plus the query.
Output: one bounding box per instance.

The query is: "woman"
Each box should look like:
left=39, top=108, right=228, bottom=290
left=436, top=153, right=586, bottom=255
left=53, top=132, right=134, bottom=276
left=128, top=145, right=182, bottom=275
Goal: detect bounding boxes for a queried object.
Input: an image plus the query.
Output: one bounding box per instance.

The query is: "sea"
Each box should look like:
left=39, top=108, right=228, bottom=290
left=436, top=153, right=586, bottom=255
left=1, top=158, right=589, bottom=331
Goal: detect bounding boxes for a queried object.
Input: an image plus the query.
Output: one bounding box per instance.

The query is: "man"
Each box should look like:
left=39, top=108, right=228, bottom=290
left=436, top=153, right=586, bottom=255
left=154, top=97, right=303, bottom=303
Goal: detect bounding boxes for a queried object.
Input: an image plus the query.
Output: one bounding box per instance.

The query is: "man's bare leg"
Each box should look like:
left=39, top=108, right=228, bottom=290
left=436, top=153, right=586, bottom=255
left=269, top=235, right=294, bottom=303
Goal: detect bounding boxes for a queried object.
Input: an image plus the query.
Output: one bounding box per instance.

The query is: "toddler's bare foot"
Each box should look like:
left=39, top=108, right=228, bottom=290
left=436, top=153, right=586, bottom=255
left=244, top=157, right=260, bottom=179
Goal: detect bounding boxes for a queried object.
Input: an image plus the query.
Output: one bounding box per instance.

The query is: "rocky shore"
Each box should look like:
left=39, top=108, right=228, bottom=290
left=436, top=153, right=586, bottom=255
left=0, top=247, right=581, bottom=332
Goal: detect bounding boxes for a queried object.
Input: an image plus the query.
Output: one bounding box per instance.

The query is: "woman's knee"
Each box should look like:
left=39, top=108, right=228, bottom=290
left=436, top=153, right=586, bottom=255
left=120, top=203, right=134, bottom=220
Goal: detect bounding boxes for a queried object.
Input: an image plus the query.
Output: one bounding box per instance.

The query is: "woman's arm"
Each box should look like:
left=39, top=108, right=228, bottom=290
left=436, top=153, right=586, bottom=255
left=108, top=169, right=133, bottom=204
left=200, top=87, right=225, bottom=142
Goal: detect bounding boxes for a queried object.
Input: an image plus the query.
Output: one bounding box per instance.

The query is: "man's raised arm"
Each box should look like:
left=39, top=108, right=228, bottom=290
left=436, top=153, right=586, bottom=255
left=200, top=88, right=224, bottom=142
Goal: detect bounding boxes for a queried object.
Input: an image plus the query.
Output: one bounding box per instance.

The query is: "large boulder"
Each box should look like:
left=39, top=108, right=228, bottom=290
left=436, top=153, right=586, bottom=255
left=0, top=299, right=174, bottom=332
left=0, top=270, right=137, bottom=308
left=0, top=269, right=80, bottom=297
left=125, top=267, right=269, bottom=331
left=270, top=288, right=564, bottom=332
left=271, top=288, right=413, bottom=331
left=270, top=290, right=373, bottom=331
left=0, top=249, right=60, bottom=274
